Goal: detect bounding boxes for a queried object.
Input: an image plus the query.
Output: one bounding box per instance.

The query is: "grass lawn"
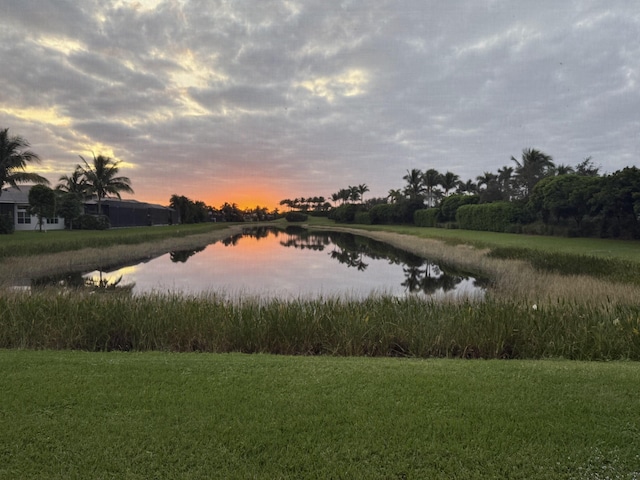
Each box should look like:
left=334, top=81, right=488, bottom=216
left=1, top=350, right=639, bottom=479
left=0, top=223, right=230, bottom=260
left=335, top=222, right=640, bottom=264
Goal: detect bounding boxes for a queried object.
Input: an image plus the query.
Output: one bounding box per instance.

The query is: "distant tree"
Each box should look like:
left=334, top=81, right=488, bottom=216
left=403, top=168, right=425, bottom=201
left=422, top=169, right=442, bottom=206
left=28, top=184, right=56, bottom=231
left=56, top=191, right=84, bottom=230
left=357, top=184, right=369, bottom=203
left=497, top=166, right=514, bottom=199
left=387, top=188, right=404, bottom=204
left=592, top=167, right=640, bottom=238
left=0, top=128, right=49, bottom=196
left=456, top=179, right=477, bottom=195
left=554, top=164, right=575, bottom=176
left=511, top=148, right=555, bottom=199
left=279, top=198, right=293, bottom=211
left=57, top=165, right=89, bottom=197
left=348, top=185, right=361, bottom=203
left=80, top=153, right=133, bottom=213
left=575, top=156, right=600, bottom=177
left=440, top=171, right=459, bottom=197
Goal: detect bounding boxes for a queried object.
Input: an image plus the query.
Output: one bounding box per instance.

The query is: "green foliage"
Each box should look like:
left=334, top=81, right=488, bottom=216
left=77, top=214, right=110, bottom=230
left=56, top=192, right=84, bottom=229
left=456, top=202, right=519, bottom=232
left=285, top=211, right=308, bottom=222
left=354, top=212, right=371, bottom=224
left=368, top=204, right=398, bottom=224
left=1, top=292, right=640, bottom=360
left=328, top=203, right=360, bottom=223
left=0, top=213, right=14, bottom=234
left=413, top=208, right=439, bottom=227
left=439, top=194, right=479, bottom=222
left=0, top=128, right=49, bottom=191
left=593, top=166, right=640, bottom=239
left=28, top=184, right=56, bottom=231
left=170, top=194, right=212, bottom=223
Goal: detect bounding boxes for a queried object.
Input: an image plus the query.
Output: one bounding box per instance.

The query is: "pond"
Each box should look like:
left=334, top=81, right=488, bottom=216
left=35, top=227, right=487, bottom=300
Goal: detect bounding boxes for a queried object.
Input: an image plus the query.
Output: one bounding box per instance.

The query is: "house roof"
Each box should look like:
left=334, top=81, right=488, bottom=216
left=0, top=185, right=32, bottom=204
left=1, top=186, right=172, bottom=211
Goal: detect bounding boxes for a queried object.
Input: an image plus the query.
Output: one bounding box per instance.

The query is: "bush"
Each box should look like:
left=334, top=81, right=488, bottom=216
left=354, top=212, right=371, bottom=224
left=328, top=204, right=360, bottom=223
left=0, top=214, right=15, bottom=234
left=285, top=211, right=308, bottom=222
left=368, top=204, right=398, bottom=224
left=456, top=202, right=519, bottom=232
left=414, top=208, right=440, bottom=227
left=439, top=194, right=479, bottom=222
left=78, top=214, right=111, bottom=230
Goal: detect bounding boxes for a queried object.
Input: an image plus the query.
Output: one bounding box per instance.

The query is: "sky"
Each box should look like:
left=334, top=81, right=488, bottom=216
left=1, top=1, right=639, bottom=210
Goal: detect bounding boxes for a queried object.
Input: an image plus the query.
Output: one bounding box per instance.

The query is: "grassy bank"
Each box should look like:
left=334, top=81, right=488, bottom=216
left=1, top=350, right=639, bottom=479
left=2, top=293, right=639, bottom=359
left=0, top=223, right=230, bottom=260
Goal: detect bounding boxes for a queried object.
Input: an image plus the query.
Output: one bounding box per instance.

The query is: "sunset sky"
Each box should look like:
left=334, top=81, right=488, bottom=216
left=1, top=1, right=639, bottom=210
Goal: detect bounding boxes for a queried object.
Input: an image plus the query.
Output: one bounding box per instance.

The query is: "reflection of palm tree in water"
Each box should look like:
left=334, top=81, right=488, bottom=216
left=402, top=262, right=464, bottom=295
left=329, top=248, right=368, bottom=271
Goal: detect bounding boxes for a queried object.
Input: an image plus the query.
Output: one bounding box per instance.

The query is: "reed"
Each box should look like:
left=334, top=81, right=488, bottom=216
left=1, top=291, right=638, bottom=359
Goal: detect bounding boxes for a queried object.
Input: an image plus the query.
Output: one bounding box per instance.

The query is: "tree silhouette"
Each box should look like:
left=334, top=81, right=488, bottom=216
left=511, top=148, right=555, bottom=199
left=80, top=153, right=133, bottom=213
left=0, top=128, right=49, bottom=196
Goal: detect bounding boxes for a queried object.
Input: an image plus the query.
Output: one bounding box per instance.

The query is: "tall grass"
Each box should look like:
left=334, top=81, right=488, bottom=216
left=2, top=291, right=638, bottom=359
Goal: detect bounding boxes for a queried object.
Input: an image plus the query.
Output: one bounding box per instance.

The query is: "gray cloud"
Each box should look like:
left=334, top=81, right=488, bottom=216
left=1, top=0, right=638, bottom=207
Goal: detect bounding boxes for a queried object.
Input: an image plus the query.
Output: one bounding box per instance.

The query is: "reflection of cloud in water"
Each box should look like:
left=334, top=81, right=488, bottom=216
left=38, top=227, right=486, bottom=300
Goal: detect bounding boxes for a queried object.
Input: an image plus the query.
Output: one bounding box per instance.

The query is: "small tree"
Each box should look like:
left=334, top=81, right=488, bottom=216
left=28, top=184, right=56, bottom=231
left=57, top=192, right=84, bottom=230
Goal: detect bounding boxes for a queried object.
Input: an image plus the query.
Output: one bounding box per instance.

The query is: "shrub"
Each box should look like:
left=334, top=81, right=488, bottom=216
left=354, top=212, right=371, bottom=224
left=328, top=204, right=360, bottom=223
left=414, top=208, right=440, bottom=227
left=369, top=204, right=398, bottom=224
left=456, top=202, right=519, bottom=232
left=285, top=211, right=308, bottom=222
left=78, top=214, right=111, bottom=230
left=439, top=194, right=479, bottom=222
left=0, top=214, right=15, bottom=234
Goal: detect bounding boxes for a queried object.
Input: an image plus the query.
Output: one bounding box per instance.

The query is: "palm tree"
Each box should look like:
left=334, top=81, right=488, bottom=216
left=511, top=148, right=555, bottom=198
left=348, top=185, right=361, bottom=203
left=0, top=128, right=49, bottom=196
left=403, top=168, right=424, bottom=200
left=440, top=171, right=459, bottom=197
left=357, top=184, right=369, bottom=204
left=80, top=153, right=133, bottom=214
left=57, top=165, right=88, bottom=197
left=457, top=179, right=477, bottom=195
left=497, top=166, right=514, bottom=199
left=476, top=171, right=497, bottom=190
left=387, top=188, right=404, bottom=204
left=554, top=164, right=575, bottom=175
left=422, top=169, right=442, bottom=206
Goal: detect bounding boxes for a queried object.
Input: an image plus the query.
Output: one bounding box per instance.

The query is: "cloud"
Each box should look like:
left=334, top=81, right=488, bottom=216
left=1, top=0, right=639, bottom=208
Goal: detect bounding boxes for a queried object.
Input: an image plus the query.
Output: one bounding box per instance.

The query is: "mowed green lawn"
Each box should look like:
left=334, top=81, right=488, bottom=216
left=345, top=223, right=640, bottom=263
left=1, top=350, right=639, bottom=479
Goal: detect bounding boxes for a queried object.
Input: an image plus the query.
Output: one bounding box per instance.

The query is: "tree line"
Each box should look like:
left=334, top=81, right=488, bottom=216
left=290, top=148, right=640, bottom=239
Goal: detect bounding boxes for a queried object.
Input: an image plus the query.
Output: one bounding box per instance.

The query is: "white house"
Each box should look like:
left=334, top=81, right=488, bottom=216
left=0, top=186, right=65, bottom=231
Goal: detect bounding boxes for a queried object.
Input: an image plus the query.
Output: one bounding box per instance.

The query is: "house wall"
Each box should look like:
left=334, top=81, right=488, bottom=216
left=12, top=204, right=65, bottom=231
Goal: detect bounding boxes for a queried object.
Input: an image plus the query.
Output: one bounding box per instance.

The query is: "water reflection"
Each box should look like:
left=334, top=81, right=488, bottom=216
left=31, top=226, right=486, bottom=299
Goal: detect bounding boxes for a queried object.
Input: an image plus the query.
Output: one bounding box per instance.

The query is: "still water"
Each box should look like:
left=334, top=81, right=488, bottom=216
left=41, top=227, right=486, bottom=300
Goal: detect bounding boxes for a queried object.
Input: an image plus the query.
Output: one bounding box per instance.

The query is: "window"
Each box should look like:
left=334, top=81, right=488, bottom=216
left=17, top=208, right=31, bottom=224
left=46, top=217, right=59, bottom=225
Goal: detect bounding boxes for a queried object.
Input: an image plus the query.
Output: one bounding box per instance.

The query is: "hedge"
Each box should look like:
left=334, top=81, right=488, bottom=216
left=414, top=208, right=440, bottom=227
left=456, top=202, right=519, bottom=232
